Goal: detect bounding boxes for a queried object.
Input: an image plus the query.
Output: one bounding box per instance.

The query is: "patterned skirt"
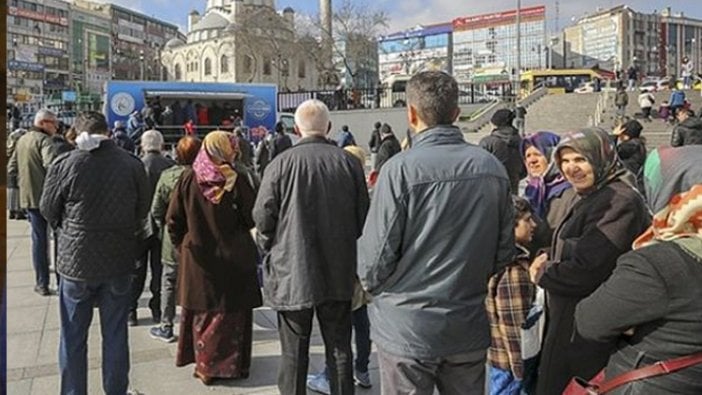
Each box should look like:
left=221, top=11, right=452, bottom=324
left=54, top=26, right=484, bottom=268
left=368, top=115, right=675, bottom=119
left=176, top=308, right=253, bottom=379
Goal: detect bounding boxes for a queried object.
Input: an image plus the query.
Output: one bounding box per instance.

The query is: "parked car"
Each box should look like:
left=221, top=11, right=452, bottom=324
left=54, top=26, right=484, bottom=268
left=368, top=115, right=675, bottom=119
left=574, top=81, right=617, bottom=94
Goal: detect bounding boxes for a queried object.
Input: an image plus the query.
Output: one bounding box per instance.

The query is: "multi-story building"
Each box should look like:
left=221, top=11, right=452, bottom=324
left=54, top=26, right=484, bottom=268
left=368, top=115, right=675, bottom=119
left=70, top=4, right=111, bottom=108
left=377, top=23, right=453, bottom=82
left=334, top=34, right=379, bottom=89
left=452, top=6, right=546, bottom=83
left=563, top=5, right=702, bottom=77
left=7, top=0, right=71, bottom=111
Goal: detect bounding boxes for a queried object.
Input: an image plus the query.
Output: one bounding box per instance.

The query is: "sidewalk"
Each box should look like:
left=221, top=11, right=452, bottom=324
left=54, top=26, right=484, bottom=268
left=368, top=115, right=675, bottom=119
left=6, top=217, right=382, bottom=395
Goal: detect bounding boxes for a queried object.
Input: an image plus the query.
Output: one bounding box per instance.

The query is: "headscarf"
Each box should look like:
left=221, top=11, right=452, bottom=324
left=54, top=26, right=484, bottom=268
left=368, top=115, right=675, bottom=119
left=521, top=131, right=571, bottom=219
left=553, top=127, right=633, bottom=194
left=192, top=131, right=239, bottom=204
left=633, top=146, right=702, bottom=252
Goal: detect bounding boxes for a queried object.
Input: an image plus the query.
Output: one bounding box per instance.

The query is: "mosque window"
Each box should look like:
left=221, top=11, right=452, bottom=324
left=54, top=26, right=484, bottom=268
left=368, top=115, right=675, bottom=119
left=204, top=58, right=212, bottom=75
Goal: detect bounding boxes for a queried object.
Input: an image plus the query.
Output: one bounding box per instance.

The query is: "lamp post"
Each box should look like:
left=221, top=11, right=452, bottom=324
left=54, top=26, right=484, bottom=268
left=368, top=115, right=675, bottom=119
left=139, top=49, right=145, bottom=80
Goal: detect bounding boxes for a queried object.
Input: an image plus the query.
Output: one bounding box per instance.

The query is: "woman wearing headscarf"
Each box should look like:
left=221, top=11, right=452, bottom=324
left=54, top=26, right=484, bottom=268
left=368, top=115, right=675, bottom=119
left=167, top=131, right=262, bottom=385
left=575, top=146, right=702, bottom=394
left=520, top=131, right=578, bottom=252
left=529, top=127, right=650, bottom=395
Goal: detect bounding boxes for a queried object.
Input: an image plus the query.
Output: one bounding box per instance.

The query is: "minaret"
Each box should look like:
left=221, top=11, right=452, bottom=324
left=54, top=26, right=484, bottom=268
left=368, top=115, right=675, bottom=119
left=320, top=0, right=333, bottom=68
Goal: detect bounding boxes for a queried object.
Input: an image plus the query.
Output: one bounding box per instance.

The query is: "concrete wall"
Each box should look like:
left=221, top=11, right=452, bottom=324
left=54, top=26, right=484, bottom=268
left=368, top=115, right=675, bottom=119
left=328, top=104, right=485, bottom=151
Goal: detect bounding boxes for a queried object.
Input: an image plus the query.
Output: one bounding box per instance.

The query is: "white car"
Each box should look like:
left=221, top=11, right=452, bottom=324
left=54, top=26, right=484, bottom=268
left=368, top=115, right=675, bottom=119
left=574, top=81, right=616, bottom=94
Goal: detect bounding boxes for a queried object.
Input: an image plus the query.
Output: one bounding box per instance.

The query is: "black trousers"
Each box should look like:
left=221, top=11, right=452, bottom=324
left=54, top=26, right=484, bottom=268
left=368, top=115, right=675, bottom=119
left=130, top=238, right=162, bottom=313
left=277, top=300, right=354, bottom=395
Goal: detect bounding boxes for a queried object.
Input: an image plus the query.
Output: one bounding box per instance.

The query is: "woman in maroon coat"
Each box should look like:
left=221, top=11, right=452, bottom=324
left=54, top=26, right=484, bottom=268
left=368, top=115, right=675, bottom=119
left=167, top=131, right=262, bottom=385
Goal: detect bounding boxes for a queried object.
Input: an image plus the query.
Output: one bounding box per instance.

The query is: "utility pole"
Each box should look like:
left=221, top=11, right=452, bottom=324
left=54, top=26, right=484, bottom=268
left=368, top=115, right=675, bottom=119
left=515, top=0, right=521, bottom=101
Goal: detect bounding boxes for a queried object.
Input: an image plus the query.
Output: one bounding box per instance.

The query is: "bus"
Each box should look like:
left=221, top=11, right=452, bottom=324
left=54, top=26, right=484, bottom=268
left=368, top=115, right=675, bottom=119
left=520, top=69, right=605, bottom=96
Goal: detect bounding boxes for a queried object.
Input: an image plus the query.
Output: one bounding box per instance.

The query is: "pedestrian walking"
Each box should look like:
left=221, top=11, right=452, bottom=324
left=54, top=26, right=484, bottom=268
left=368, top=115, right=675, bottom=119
left=638, top=90, right=655, bottom=122
left=368, top=121, right=382, bottom=167
left=253, top=99, right=369, bottom=395
left=335, top=125, right=356, bottom=148
left=681, top=56, right=694, bottom=89
left=373, top=123, right=401, bottom=173
left=40, top=111, right=150, bottom=395
left=269, top=121, right=293, bottom=161
left=8, top=109, right=60, bottom=296
left=480, top=108, right=526, bottom=193
left=615, top=85, right=629, bottom=119
left=167, top=131, right=262, bottom=385
left=358, top=71, right=515, bottom=395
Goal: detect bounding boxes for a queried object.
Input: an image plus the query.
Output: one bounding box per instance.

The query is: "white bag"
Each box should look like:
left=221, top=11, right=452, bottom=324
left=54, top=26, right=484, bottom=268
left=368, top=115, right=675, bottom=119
left=521, top=287, right=546, bottom=360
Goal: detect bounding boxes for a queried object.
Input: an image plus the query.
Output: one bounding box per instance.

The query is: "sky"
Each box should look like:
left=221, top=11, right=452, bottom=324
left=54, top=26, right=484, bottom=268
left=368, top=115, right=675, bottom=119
left=105, top=0, right=702, bottom=36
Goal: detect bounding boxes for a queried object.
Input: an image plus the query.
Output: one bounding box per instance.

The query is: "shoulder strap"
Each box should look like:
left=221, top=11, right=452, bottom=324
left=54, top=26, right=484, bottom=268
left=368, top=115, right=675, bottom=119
left=599, top=352, right=702, bottom=393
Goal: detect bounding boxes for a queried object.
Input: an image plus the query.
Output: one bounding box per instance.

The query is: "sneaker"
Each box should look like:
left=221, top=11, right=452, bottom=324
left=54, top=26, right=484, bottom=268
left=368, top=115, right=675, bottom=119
left=306, top=371, right=331, bottom=395
left=149, top=326, right=176, bottom=343
left=354, top=369, right=372, bottom=388
left=128, top=310, right=138, bottom=327
left=33, top=285, right=50, bottom=296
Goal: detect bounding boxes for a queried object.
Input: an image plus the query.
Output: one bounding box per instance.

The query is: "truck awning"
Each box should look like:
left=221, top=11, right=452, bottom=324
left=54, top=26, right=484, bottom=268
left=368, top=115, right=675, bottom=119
left=142, top=90, right=251, bottom=100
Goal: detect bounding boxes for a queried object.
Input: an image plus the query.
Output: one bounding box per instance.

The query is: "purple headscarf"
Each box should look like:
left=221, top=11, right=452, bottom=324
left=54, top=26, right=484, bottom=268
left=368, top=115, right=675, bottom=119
left=521, top=131, right=572, bottom=219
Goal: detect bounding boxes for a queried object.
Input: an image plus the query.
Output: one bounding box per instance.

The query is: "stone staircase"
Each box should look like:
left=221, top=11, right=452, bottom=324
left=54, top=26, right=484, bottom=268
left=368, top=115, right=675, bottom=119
left=523, top=92, right=602, bottom=133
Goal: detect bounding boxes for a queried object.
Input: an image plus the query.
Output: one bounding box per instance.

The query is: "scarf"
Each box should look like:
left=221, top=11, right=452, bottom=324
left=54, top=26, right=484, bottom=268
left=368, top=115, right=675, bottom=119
left=633, top=146, right=702, bottom=254
left=192, top=131, right=238, bottom=204
left=521, top=132, right=571, bottom=218
left=76, top=132, right=109, bottom=151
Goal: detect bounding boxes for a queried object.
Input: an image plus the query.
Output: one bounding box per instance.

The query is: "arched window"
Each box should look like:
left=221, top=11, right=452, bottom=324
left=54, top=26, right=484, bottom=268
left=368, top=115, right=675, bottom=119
left=221, top=55, right=229, bottom=73
left=298, top=59, right=306, bottom=79
left=243, top=55, right=253, bottom=74
left=204, top=58, right=212, bottom=75
left=175, top=64, right=182, bottom=80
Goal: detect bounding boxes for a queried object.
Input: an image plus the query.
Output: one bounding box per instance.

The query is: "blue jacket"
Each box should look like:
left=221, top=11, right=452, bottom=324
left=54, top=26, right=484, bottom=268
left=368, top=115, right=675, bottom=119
left=357, top=125, right=515, bottom=359
left=670, top=90, right=685, bottom=107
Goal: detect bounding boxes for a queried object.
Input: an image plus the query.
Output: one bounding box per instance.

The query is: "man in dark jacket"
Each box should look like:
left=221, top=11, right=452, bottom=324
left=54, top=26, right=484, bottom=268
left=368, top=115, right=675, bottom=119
left=234, top=126, right=254, bottom=168
left=253, top=99, right=369, bottom=395
left=357, top=71, right=515, bottom=394
left=615, top=120, right=647, bottom=180
left=335, top=125, right=357, bottom=148
left=270, top=121, right=293, bottom=161
left=374, top=123, right=401, bottom=172
left=8, top=109, right=59, bottom=296
left=129, top=129, right=176, bottom=326
left=480, top=109, right=526, bottom=193
left=40, top=111, right=150, bottom=395
left=368, top=121, right=382, bottom=153
left=671, top=108, right=702, bottom=146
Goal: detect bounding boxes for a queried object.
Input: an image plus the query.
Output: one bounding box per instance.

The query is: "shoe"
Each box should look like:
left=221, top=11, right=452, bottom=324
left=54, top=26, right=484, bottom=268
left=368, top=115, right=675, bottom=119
left=9, top=212, right=16, bottom=220
left=306, top=371, right=331, bottom=395
left=354, top=369, right=372, bottom=388
left=149, top=326, right=176, bottom=343
left=128, top=310, right=138, bottom=327
left=34, top=285, right=50, bottom=296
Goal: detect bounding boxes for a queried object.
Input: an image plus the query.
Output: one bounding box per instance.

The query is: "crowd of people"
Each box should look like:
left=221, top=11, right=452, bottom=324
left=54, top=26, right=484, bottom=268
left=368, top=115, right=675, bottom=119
left=5, top=69, right=702, bottom=395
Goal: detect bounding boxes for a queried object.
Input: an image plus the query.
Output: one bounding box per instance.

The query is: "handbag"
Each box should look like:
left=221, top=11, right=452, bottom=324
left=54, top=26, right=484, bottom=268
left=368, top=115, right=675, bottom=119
left=563, top=351, right=702, bottom=395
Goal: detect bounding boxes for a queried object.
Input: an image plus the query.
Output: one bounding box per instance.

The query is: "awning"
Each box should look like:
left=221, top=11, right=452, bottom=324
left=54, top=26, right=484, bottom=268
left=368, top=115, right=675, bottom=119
left=142, top=90, right=251, bottom=100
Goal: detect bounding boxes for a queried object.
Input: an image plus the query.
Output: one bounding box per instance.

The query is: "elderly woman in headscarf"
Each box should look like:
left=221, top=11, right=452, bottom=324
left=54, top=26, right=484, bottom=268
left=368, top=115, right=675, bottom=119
left=167, top=131, right=262, bottom=385
left=528, top=127, right=651, bottom=395
left=575, top=146, right=702, bottom=394
left=520, top=131, right=578, bottom=252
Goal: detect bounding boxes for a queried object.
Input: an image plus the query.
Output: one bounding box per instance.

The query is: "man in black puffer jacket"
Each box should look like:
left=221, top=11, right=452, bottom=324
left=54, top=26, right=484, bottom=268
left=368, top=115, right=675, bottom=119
left=480, top=109, right=526, bottom=193
left=40, top=111, right=149, bottom=395
left=670, top=108, right=702, bottom=147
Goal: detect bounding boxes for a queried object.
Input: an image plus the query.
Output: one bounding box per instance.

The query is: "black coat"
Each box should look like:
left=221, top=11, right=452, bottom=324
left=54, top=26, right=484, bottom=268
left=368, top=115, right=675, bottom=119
left=479, top=126, right=526, bottom=193
left=536, top=179, right=650, bottom=395
left=617, top=138, right=647, bottom=177
left=253, top=136, right=369, bottom=310
left=671, top=117, right=702, bottom=147
left=576, top=242, right=702, bottom=394
left=374, top=134, right=401, bottom=172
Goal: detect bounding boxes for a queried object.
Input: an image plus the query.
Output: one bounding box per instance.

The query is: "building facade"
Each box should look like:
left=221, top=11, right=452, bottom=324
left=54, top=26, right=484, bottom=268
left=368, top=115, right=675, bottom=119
left=334, top=34, right=379, bottom=89
left=660, top=8, right=702, bottom=78
left=7, top=0, right=71, bottom=110
left=160, top=0, right=319, bottom=91
left=378, top=23, right=453, bottom=82
left=452, top=6, right=546, bottom=83
left=70, top=4, right=111, bottom=107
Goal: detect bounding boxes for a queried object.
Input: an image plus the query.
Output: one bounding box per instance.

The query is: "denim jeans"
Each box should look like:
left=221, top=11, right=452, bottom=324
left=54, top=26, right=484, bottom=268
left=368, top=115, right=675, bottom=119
left=352, top=305, right=371, bottom=373
left=59, top=275, right=131, bottom=395
left=27, top=209, right=50, bottom=288
left=160, top=263, right=177, bottom=327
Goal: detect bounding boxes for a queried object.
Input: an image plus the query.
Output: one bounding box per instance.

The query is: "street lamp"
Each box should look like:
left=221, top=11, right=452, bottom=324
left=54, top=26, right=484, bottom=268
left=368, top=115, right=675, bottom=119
left=139, top=49, right=145, bottom=80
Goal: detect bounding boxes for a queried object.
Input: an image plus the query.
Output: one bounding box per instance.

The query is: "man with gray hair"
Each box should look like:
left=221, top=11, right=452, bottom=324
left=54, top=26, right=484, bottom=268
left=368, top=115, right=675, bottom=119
left=40, top=111, right=149, bottom=394
left=253, top=99, right=369, bottom=395
left=130, top=129, right=175, bottom=326
left=8, top=108, right=60, bottom=296
left=357, top=71, right=515, bottom=394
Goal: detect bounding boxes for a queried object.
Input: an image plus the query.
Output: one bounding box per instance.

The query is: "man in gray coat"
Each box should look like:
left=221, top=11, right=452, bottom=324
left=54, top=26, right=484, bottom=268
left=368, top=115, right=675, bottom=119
left=40, top=111, right=150, bottom=395
left=253, top=99, right=369, bottom=395
left=357, top=71, right=515, bottom=395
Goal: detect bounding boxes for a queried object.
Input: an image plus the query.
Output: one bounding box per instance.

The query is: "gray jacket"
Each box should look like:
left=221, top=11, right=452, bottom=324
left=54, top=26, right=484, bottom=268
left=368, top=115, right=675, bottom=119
left=253, top=136, right=369, bottom=310
left=40, top=140, right=150, bottom=281
left=357, top=125, right=515, bottom=360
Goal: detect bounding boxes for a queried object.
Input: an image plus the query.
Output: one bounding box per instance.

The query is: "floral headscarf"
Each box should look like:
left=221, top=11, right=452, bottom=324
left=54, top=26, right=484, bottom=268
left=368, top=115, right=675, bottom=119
left=633, top=146, right=702, bottom=250
left=192, top=131, right=239, bottom=204
left=520, top=131, right=571, bottom=219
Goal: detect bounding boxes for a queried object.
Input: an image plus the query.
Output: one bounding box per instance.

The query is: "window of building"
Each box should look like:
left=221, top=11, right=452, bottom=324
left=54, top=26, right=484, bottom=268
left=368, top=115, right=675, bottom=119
left=204, top=58, right=212, bottom=75
left=221, top=55, right=228, bottom=73
left=298, top=59, right=306, bottom=78
left=175, top=64, right=182, bottom=79
left=263, top=56, right=272, bottom=75
left=243, top=55, right=253, bottom=74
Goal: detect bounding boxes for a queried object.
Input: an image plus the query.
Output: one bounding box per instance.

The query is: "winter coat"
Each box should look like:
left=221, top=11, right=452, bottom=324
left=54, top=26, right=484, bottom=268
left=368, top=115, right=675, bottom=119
left=51, top=135, right=74, bottom=157
left=151, top=165, right=186, bottom=265
left=270, top=133, right=292, bottom=161
left=671, top=116, right=702, bottom=147
left=142, top=152, right=176, bottom=201
left=536, top=179, right=650, bottom=395
left=7, top=128, right=27, bottom=189
left=617, top=138, right=647, bottom=177
left=480, top=125, right=526, bottom=193
left=253, top=136, right=369, bottom=310
left=575, top=242, right=702, bottom=394
left=374, top=134, right=401, bottom=172
left=358, top=125, right=515, bottom=360
left=167, top=168, right=262, bottom=311
left=40, top=140, right=150, bottom=281
left=638, top=92, right=655, bottom=108
left=368, top=127, right=382, bottom=153
left=7, top=127, right=57, bottom=209
left=615, top=91, right=629, bottom=107
left=670, top=91, right=685, bottom=107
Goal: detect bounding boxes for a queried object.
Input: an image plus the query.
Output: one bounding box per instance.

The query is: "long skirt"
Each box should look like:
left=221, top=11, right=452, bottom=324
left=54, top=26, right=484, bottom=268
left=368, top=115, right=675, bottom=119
left=176, top=308, right=253, bottom=379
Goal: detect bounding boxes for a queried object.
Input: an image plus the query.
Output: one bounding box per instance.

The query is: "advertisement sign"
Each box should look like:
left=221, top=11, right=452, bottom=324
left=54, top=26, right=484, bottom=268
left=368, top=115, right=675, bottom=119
left=453, top=5, right=545, bottom=31
left=8, top=6, right=68, bottom=26
left=15, top=47, right=36, bottom=63
left=87, top=32, right=111, bottom=71
left=62, top=91, right=77, bottom=102
left=38, top=47, right=66, bottom=57
left=8, top=60, right=45, bottom=72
